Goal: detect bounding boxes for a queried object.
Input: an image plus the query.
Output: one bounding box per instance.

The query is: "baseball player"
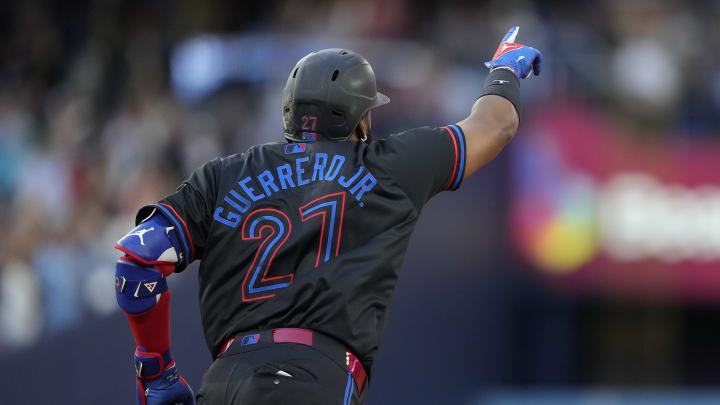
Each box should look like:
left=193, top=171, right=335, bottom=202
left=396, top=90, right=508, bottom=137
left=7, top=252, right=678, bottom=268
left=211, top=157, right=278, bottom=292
left=114, top=27, right=542, bottom=405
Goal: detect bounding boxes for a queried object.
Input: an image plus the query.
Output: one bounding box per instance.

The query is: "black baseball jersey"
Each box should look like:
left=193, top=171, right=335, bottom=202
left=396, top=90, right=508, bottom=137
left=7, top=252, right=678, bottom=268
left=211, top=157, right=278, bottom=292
left=137, top=125, right=467, bottom=376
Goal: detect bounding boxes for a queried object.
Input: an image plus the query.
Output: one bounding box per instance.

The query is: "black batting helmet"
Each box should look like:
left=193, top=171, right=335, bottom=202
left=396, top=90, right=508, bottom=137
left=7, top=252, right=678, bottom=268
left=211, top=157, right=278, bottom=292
left=282, top=48, right=390, bottom=143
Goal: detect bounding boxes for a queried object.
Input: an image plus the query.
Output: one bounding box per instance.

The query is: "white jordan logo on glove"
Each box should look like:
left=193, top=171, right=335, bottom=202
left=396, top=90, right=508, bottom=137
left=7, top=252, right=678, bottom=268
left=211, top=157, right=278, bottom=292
left=128, top=227, right=154, bottom=246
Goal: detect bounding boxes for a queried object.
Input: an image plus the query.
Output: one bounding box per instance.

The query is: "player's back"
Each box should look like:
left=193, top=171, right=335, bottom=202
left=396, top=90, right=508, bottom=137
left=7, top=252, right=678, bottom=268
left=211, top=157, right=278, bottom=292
left=146, top=125, right=466, bottom=375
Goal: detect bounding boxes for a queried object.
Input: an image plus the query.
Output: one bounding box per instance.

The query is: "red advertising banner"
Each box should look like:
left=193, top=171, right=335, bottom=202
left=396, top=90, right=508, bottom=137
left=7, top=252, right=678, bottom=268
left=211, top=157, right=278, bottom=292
left=511, top=103, right=720, bottom=301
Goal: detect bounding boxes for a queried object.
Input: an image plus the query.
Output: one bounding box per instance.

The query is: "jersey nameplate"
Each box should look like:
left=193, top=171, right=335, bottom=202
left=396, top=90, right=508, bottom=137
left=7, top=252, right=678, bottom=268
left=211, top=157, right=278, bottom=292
left=213, top=153, right=377, bottom=228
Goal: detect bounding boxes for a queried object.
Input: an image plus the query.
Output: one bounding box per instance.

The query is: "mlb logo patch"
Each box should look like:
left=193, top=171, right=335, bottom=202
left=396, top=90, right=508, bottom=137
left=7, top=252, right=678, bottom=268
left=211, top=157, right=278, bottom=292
left=240, top=333, right=261, bottom=346
left=301, top=132, right=317, bottom=142
left=284, top=143, right=307, bottom=155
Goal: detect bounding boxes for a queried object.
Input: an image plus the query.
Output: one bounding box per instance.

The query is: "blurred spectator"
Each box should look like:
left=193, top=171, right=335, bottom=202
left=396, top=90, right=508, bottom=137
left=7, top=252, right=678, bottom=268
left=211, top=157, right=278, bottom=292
left=0, top=260, right=41, bottom=349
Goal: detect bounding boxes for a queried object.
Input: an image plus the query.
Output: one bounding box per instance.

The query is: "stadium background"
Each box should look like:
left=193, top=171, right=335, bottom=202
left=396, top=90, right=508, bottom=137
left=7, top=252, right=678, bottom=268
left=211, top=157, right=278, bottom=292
left=2, top=0, right=720, bottom=403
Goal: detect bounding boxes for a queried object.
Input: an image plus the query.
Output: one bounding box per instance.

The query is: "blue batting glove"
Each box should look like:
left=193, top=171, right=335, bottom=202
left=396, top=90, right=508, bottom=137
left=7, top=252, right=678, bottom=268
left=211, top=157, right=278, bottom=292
left=484, top=26, right=543, bottom=79
left=137, top=365, right=195, bottom=405
left=134, top=348, right=195, bottom=405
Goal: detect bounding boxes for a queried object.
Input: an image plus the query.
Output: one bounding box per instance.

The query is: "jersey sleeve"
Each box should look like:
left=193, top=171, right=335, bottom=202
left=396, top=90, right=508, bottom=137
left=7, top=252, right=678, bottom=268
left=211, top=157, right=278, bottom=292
left=379, top=125, right=467, bottom=209
left=135, top=158, right=221, bottom=272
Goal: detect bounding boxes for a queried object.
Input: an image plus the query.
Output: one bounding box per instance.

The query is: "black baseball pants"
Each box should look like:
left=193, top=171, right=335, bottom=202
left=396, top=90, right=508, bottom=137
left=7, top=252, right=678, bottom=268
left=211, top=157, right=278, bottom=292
left=196, top=341, right=364, bottom=405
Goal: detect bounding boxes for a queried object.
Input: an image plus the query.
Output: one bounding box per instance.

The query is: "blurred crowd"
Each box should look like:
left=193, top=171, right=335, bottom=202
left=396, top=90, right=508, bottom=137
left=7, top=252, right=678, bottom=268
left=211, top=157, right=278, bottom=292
left=1, top=0, right=720, bottom=354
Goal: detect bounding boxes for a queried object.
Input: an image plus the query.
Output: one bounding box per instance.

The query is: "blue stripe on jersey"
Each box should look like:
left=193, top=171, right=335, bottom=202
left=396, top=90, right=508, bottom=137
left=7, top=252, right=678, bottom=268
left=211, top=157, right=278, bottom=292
left=343, top=372, right=353, bottom=405
left=449, top=124, right=466, bottom=190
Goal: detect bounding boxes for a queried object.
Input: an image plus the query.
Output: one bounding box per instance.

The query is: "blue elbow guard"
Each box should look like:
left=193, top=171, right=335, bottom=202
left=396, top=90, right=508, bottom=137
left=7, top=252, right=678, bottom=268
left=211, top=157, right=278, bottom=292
left=115, top=261, right=168, bottom=313
left=114, top=213, right=182, bottom=314
left=115, top=212, right=182, bottom=266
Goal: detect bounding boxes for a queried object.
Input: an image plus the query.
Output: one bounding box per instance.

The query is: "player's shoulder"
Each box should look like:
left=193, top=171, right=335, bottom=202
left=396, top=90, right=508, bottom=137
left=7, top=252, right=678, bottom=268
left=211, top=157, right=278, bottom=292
left=376, top=126, right=449, bottom=145
left=387, top=126, right=446, bottom=138
left=371, top=126, right=450, bottom=153
left=215, top=141, right=287, bottom=167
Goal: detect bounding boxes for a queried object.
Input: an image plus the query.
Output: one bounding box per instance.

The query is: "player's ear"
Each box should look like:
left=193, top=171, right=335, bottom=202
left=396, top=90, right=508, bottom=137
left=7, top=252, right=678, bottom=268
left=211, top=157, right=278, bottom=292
left=358, top=112, right=371, bottom=142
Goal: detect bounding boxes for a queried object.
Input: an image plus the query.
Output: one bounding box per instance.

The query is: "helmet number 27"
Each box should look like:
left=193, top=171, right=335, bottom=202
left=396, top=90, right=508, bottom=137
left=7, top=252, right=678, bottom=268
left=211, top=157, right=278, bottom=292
left=300, top=115, right=318, bottom=131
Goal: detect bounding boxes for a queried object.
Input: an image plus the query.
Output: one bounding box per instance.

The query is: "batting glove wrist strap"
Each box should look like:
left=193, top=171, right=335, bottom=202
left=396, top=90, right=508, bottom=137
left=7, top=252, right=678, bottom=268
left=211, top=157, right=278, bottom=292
left=480, top=67, right=521, bottom=116
left=136, top=364, right=195, bottom=405
left=134, top=347, right=174, bottom=379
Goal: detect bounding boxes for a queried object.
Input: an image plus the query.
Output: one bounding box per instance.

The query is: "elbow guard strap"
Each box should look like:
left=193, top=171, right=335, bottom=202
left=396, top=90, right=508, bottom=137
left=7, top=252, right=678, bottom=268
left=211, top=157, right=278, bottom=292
left=134, top=347, right=174, bottom=379
left=479, top=67, right=521, bottom=116
left=115, top=260, right=168, bottom=314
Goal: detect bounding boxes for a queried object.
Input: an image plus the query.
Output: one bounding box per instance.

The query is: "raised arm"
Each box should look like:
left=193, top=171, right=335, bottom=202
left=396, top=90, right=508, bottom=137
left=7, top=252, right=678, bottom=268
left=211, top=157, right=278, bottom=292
left=457, top=26, right=543, bottom=178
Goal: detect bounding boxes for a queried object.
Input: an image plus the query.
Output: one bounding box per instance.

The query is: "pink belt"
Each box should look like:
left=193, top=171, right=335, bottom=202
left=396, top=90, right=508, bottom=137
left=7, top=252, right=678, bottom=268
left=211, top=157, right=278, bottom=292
left=217, top=328, right=368, bottom=393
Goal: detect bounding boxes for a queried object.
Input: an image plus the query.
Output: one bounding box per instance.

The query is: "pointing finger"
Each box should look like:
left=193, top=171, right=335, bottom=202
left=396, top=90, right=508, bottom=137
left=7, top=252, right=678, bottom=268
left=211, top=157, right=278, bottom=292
left=500, top=26, right=519, bottom=44
left=532, top=50, right=543, bottom=76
